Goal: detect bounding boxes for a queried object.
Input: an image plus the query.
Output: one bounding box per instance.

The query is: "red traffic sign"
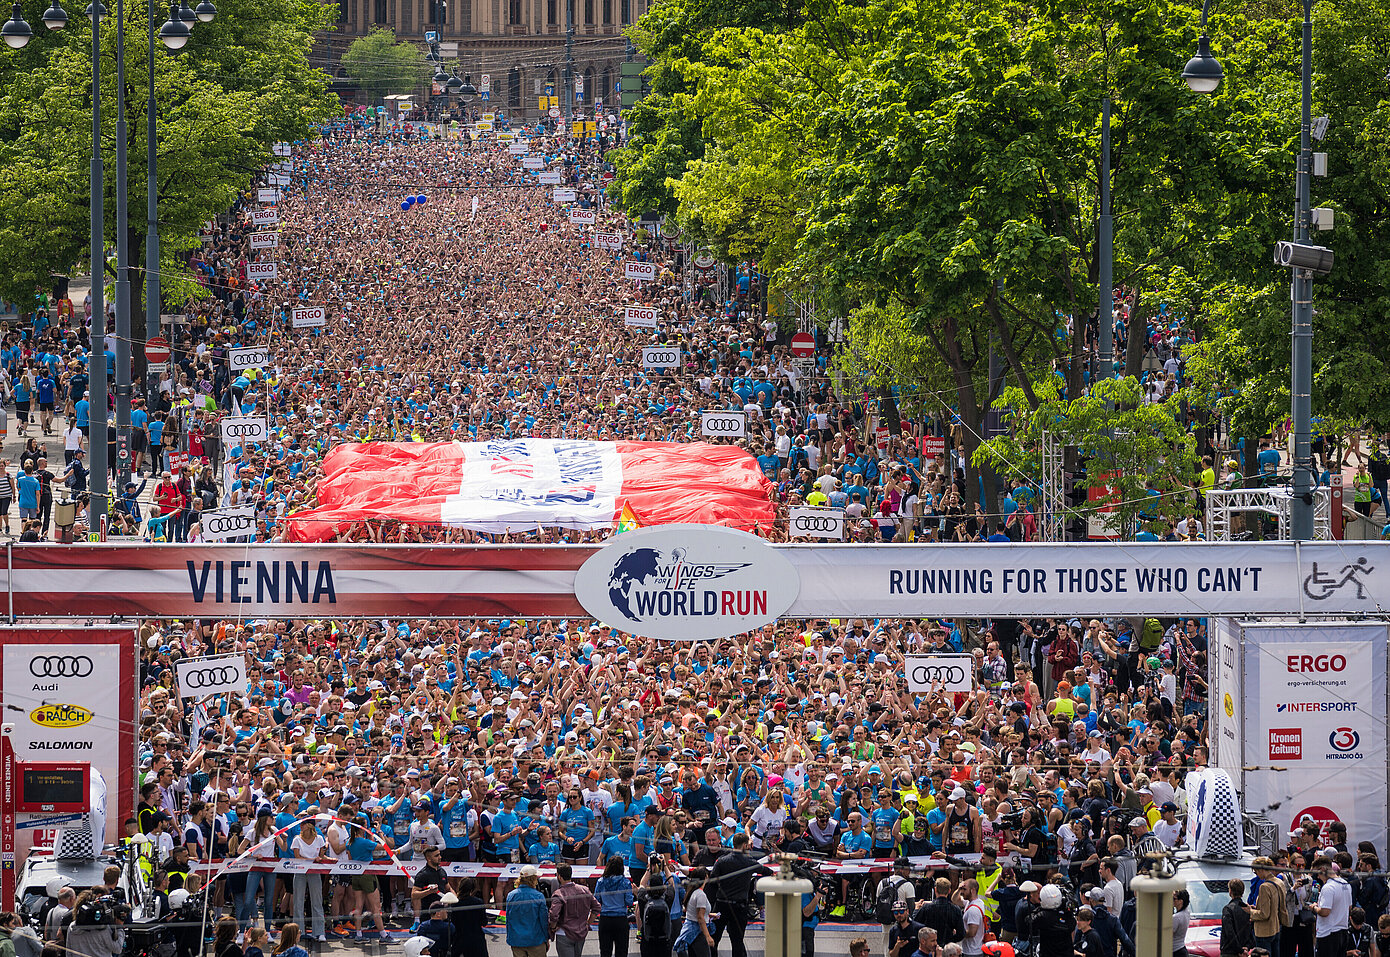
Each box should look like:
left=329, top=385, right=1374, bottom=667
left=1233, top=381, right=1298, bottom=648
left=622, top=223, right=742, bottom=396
left=145, top=336, right=170, bottom=364
left=790, top=332, right=815, bottom=358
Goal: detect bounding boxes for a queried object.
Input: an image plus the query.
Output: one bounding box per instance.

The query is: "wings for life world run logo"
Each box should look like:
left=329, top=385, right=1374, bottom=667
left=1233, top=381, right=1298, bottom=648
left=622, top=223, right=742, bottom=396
left=574, top=524, right=800, bottom=641
left=607, top=547, right=754, bottom=621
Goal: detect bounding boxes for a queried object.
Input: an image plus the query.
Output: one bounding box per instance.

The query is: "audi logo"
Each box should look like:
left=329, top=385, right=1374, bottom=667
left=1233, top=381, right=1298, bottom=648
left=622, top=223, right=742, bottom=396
left=181, top=666, right=242, bottom=689
left=703, top=416, right=745, bottom=434
left=791, top=516, right=842, bottom=533
left=645, top=351, right=679, bottom=365
left=205, top=515, right=254, bottom=535
left=223, top=423, right=266, bottom=438
left=908, top=663, right=969, bottom=686
left=231, top=351, right=267, bottom=365
left=29, top=655, right=93, bottom=678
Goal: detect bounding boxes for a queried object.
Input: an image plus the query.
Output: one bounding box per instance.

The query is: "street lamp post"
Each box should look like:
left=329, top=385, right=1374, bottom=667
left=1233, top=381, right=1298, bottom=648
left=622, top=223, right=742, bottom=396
left=3, top=0, right=204, bottom=532
left=1183, top=0, right=1323, bottom=541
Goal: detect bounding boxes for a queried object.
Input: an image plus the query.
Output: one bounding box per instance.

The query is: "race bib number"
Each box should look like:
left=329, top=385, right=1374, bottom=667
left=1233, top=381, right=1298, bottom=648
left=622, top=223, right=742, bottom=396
left=451, top=819, right=468, bottom=839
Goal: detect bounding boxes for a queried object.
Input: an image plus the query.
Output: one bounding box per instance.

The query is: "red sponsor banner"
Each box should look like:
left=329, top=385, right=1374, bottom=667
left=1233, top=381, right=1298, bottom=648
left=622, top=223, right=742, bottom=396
left=1086, top=469, right=1121, bottom=540
left=921, top=436, right=946, bottom=458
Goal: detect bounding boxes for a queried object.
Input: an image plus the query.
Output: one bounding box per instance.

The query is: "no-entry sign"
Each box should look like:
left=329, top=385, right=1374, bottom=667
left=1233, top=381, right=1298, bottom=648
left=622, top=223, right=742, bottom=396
left=145, top=336, right=170, bottom=364
left=790, top=332, right=815, bottom=357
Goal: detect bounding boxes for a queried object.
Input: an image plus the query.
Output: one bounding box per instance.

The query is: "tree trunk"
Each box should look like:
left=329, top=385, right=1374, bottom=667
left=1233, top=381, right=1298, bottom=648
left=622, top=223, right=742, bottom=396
left=877, top=384, right=901, bottom=434
left=1124, top=294, right=1147, bottom=381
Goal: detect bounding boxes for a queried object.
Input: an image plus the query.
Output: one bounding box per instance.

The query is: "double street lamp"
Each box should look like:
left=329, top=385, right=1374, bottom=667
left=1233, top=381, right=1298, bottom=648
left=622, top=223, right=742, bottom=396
left=3, top=0, right=213, bottom=530
left=1182, top=0, right=1328, bottom=541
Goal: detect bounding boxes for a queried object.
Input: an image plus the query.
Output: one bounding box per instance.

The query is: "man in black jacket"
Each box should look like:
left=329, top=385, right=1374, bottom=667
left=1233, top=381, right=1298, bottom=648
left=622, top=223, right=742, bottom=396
left=708, top=834, right=771, bottom=957
left=1220, top=879, right=1253, bottom=957
left=913, top=877, right=965, bottom=947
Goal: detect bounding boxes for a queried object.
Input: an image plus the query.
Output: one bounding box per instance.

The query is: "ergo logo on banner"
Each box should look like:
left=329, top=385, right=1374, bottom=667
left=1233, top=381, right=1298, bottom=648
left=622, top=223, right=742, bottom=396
left=573, top=524, right=799, bottom=641
left=570, top=208, right=596, bottom=225
left=624, top=305, right=658, bottom=328
left=625, top=261, right=656, bottom=281
left=245, top=261, right=278, bottom=281
left=292, top=306, right=327, bottom=328
left=595, top=232, right=622, bottom=251
left=1287, top=654, right=1347, bottom=672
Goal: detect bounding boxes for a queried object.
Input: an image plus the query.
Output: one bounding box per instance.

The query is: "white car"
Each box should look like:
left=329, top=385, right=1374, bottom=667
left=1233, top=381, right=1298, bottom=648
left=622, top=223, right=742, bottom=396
left=1173, top=853, right=1258, bottom=957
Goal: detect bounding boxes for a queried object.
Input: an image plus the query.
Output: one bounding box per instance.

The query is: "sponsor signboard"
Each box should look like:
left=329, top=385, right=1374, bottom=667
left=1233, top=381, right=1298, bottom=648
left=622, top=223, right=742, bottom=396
left=0, top=627, right=136, bottom=877
left=292, top=306, right=327, bottom=328
left=1239, top=620, right=1388, bottom=858
left=220, top=415, right=269, bottom=446
left=701, top=411, right=746, bottom=438
left=595, top=231, right=623, bottom=251
left=625, top=261, right=656, bottom=282
left=573, top=525, right=799, bottom=641
left=624, top=305, right=658, bottom=328
left=174, top=653, right=248, bottom=698
left=251, top=208, right=278, bottom=226
left=641, top=346, right=680, bottom=369
left=539, top=171, right=562, bottom=185
left=249, top=231, right=278, bottom=250
left=921, top=435, right=947, bottom=457
left=788, top=506, right=845, bottom=540
left=266, top=173, right=290, bottom=187
left=272, top=142, right=291, bottom=157
left=256, top=188, right=279, bottom=203
left=509, top=142, right=528, bottom=155
left=553, top=188, right=577, bottom=203
left=523, top=156, right=545, bottom=170
left=199, top=507, right=258, bottom=543
left=229, top=346, right=268, bottom=371
left=570, top=208, right=596, bottom=225
left=903, top=654, right=976, bottom=694
left=245, top=261, right=278, bottom=282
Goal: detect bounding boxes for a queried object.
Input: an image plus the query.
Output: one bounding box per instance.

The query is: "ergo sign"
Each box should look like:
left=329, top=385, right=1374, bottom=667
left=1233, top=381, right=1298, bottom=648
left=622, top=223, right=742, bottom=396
left=625, top=261, right=656, bottom=282
left=624, top=305, right=658, bottom=328
left=245, top=261, right=278, bottom=281
left=291, top=306, right=327, bottom=328
left=594, top=232, right=622, bottom=251
left=251, top=208, right=278, bottom=226
left=249, top=231, right=278, bottom=250
left=569, top=208, right=596, bottom=225
left=1288, top=654, right=1348, bottom=672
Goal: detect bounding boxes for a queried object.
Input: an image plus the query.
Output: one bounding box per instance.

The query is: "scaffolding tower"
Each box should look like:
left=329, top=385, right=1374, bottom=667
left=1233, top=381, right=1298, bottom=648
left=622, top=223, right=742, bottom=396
left=1038, top=430, right=1066, bottom=542
left=1205, top=486, right=1332, bottom=541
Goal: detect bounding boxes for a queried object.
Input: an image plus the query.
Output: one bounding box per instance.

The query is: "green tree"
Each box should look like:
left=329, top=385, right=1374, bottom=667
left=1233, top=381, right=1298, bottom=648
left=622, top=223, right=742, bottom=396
left=976, top=376, right=1200, bottom=538
left=341, top=27, right=429, bottom=104
left=0, top=0, right=338, bottom=316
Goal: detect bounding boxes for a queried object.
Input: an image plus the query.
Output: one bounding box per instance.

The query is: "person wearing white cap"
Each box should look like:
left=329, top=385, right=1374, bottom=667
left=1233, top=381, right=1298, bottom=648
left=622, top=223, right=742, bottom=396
left=945, top=788, right=982, bottom=855
left=506, top=864, right=550, bottom=957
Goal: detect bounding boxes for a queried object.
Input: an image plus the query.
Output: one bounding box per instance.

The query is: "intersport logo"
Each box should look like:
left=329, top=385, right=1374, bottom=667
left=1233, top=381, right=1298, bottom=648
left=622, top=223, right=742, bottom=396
left=1276, top=701, right=1356, bottom=713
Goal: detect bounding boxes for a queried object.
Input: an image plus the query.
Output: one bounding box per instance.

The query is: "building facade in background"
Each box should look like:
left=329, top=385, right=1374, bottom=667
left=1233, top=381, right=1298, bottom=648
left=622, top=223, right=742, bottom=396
left=321, top=0, right=641, bottom=119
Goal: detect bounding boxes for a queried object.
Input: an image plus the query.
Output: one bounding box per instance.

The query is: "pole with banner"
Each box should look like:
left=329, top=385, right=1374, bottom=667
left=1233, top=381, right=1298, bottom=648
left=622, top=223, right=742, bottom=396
left=3, top=724, right=15, bottom=909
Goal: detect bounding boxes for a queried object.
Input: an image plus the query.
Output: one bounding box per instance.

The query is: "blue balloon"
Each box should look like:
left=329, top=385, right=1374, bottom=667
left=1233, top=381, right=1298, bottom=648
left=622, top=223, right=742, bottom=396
left=416, top=195, right=427, bottom=205
left=401, top=201, right=410, bottom=210
left=405, top=195, right=416, bottom=206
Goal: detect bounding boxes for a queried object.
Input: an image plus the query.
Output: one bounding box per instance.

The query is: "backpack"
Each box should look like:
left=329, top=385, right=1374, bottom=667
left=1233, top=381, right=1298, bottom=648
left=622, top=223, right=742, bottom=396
left=875, top=875, right=906, bottom=924
left=644, top=889, right=671, bottom=939
left=1276, top=877, right=1296, bottom=928
left=1139, top=619, right=1163, bottom=653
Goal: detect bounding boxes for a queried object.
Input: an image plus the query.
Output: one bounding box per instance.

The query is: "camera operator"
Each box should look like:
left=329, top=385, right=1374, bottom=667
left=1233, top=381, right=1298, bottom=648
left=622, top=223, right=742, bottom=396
left=1029, top=886, right=1075, bottom=957
left=64, top=891, right=127, bottom=957
left=709, top=834, right=772, bottom=957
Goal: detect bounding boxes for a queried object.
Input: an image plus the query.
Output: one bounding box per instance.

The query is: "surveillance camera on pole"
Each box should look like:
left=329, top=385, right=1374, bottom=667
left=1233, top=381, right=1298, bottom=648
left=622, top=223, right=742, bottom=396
left=1273, top=240, right=1334, bottom=276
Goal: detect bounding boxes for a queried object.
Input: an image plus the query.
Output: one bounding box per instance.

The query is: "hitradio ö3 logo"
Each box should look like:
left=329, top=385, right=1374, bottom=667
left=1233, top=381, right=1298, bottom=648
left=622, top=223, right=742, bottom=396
left=1329, top=727, right=1361, bottom=752
left=29, top=655, right=93, bottom=678
left=573, top=524, right=800, bottom=642
left=182, top=665, right=242, bottom=689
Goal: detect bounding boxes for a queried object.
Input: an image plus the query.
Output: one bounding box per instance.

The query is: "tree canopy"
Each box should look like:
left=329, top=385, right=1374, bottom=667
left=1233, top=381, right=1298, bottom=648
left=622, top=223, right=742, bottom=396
left=340, top=27, right=430, bottom=104
left=0, top=0, right=338, bottom=310
left=611, top=0, right=1390, bottom=509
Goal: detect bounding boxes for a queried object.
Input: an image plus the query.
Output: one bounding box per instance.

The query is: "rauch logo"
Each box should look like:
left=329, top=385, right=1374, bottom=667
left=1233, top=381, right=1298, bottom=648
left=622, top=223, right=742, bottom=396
left=574, top=524, right=800, bottom=642
left=1269, top=727, right=1302, bottom=760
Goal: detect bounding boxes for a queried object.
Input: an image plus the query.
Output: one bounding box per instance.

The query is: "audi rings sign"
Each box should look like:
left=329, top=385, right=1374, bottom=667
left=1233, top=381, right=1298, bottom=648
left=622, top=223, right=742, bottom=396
left=904, top=654, right=975, bottom=694
left=0, top=626, right=136, bottom=868
left=174, top=653, right=248, bottom=699
left=789, top=506, right=845, bottom=540
left=641, top=346, right=680, bottom=369
left=221, top=416, right=270, bottom=446
left=200, top=506, right=257, bottom=542
left=701, top=411, right=747, bottom=438
left=229, top=346, right=269, bottom=372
